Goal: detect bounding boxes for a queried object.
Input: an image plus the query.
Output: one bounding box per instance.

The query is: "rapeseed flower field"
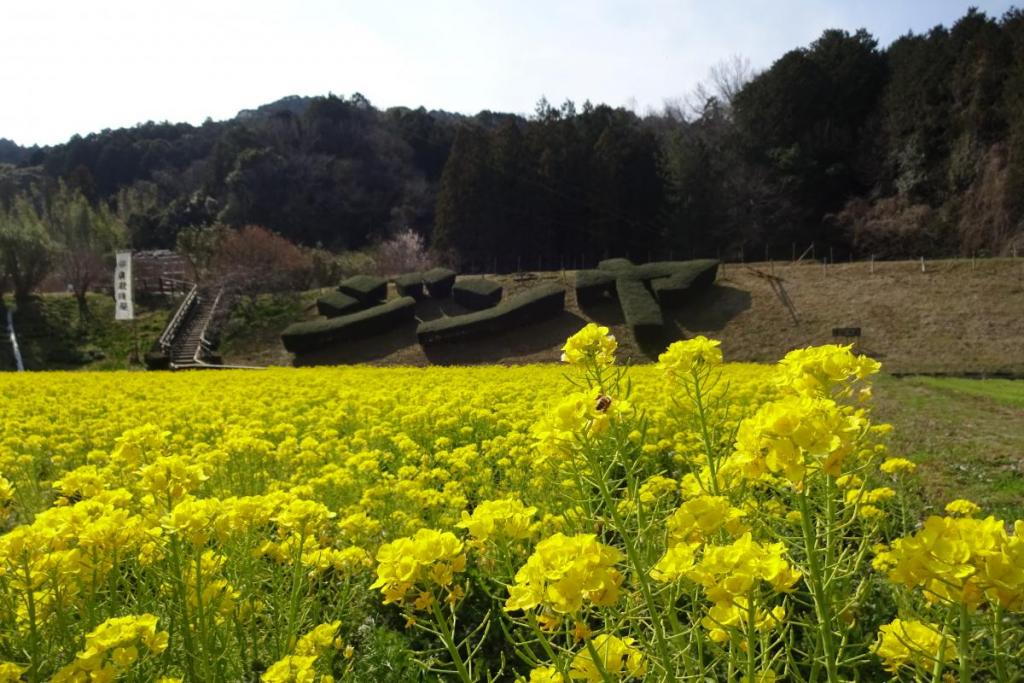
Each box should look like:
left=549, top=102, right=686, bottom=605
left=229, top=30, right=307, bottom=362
left=0, top=326, right=1020, bottom=681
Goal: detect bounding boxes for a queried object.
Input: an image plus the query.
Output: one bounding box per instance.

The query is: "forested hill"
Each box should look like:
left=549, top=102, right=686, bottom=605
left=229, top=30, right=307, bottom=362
left=3, top=8, right=1024, bottom=265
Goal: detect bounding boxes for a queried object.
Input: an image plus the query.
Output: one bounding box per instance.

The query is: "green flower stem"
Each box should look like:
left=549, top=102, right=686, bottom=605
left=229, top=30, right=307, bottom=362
left=431, top=600, right=473, bottom=683
left=168, top=537, right=199, bottom=682
left=286, top=529, right=308, bottom=653
left=526, top=613, right=560, bottom=669
left=689, top=366, right=720, bottom=494
left=797, top=489, right=840, bottom=683
left=589, top=450, right=675, bottom=678
left=584, top=636, right=616, bottom=683
left=747, top=592, right=758, bottom=683
left=992, top=606, right=1008, bottom=683
left=21, top=557, right=39, bottom=683
left=958, top=602, right=971, bottom=683
left=930, top=612, right=956, bottom=683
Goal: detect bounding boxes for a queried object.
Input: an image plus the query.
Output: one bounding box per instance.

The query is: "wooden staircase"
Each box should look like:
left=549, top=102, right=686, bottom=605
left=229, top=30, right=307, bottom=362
left=169, top=289, right=220, bottom=367
left=155, top=286, right=225, bottom=369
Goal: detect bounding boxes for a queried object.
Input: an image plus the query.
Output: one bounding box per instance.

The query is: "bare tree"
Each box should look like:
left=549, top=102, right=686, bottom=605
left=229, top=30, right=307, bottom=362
left=373, top=228, right=433, bottom=277
left=211, top=225, right=313, bottom=294
left=686, top=55, right=756, bottom=120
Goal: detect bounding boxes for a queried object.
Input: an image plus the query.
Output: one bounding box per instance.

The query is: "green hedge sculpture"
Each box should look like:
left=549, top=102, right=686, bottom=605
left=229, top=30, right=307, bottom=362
left=337, top=275, right=387, bottom=305
left=282, top=297, right=416, bottom=353
left=452, top=278, right=503, bottom=310
left=316, top=291, right=365, bottom=318
left=417, top=283, right=565, bottom=345
left=423, top=268, right=457, bottom=298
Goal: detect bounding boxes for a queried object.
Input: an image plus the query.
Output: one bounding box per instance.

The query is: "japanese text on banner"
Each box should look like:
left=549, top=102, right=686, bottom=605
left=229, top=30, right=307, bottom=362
left=114, top=250, right=134, bottom=320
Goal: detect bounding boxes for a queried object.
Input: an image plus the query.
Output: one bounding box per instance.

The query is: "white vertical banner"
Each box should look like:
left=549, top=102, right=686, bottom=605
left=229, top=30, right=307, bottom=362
left=114, top=250, right=134, bottom=320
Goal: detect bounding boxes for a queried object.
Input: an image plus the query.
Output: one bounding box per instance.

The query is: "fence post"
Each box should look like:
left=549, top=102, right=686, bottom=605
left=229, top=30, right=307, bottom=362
left=870, top=255, right=874, bottom=275
left=920, top=256, right=926, bottom=273
left=791, top=243, right=796, bottom=262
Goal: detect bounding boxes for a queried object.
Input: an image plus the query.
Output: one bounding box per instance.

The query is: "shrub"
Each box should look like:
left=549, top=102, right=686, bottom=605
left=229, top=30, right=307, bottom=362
left=394, top=272, right=425, bottom=300
left=417, top=283, right=564, bottom=345
left=316, top=291, right=364, bottom=318
left=306, top=247, right=348, bottom=289
left=338, top=275, right=387, bottom=305
left=574, top=270, right=617, bottom=307
left=336, top=250, right=378, bottom=278
left=452, top=278, right=502, bottom=310
left=423, top=268, right=457, bottom=298
left=281, top=297, right=416, bottom=353
left=616, top=277, right=663, bottom=342
left=650, top=260, right=719, bottom=308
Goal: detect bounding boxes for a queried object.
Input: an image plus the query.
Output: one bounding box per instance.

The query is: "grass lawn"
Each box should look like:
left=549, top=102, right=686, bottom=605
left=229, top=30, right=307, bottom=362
left=1, top=293, right=170, bottom=370
left=219, top=290, right=321, bottom=365
left=873, top=375, right=1024, bottom=521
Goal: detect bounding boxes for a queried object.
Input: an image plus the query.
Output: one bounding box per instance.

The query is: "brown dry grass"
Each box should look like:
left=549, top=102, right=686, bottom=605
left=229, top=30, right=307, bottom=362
left=222, top=258, right=1024, bottom=373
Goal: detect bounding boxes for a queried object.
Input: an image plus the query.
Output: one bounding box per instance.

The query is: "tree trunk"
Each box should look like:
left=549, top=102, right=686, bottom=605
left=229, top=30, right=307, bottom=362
left=75, top=290, right=92, bottom=322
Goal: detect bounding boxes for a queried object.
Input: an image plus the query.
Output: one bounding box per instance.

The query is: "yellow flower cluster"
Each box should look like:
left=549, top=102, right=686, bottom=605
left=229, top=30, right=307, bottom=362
left=505, top=533, right=624, bottom=614
left=877, top=513, right=1024, bottom=609
left=873, top=618, right=956, bottom=674
left=371, top=528, right=466, bottom=608
left=663, top=494, right=747, bottom=545
left=733, top=394, right=868, bottom=483
left=879, top=457, right=916, bottom=475
left=51, top=614, right=168, bottom=682
left=0, top=476, right=14, bottom=522
left=775, top=344, right=880, bottom=398
left=679, top=533, right=800, bottom=641
left=569, top=634, right=646, bottom=681
left=456, top=497, right=537, bottom=543
left=561, top=323, right=617, bottom=368
left=657, top=335, right=722, bottom=379
left=262, top=621, right=342, bottom=683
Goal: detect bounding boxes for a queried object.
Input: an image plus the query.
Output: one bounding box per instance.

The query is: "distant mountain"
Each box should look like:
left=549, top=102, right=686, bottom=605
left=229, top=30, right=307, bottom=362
left=3, top=7, right=1024, bottom=263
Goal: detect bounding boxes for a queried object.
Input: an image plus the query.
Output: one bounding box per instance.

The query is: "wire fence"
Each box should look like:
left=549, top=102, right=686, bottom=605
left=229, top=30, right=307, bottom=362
left=454, top=247, right=1024, bottom=280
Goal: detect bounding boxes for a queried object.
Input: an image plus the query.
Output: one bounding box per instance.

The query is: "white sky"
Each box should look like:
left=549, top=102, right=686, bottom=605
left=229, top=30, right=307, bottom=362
left=0, top=0, right=1015, bottom=146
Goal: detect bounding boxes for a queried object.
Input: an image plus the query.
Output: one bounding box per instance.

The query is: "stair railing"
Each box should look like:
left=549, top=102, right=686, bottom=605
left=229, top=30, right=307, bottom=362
left=193, top=287, right=225, bottom=365
left=158, top=284, right=198, bottom=354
